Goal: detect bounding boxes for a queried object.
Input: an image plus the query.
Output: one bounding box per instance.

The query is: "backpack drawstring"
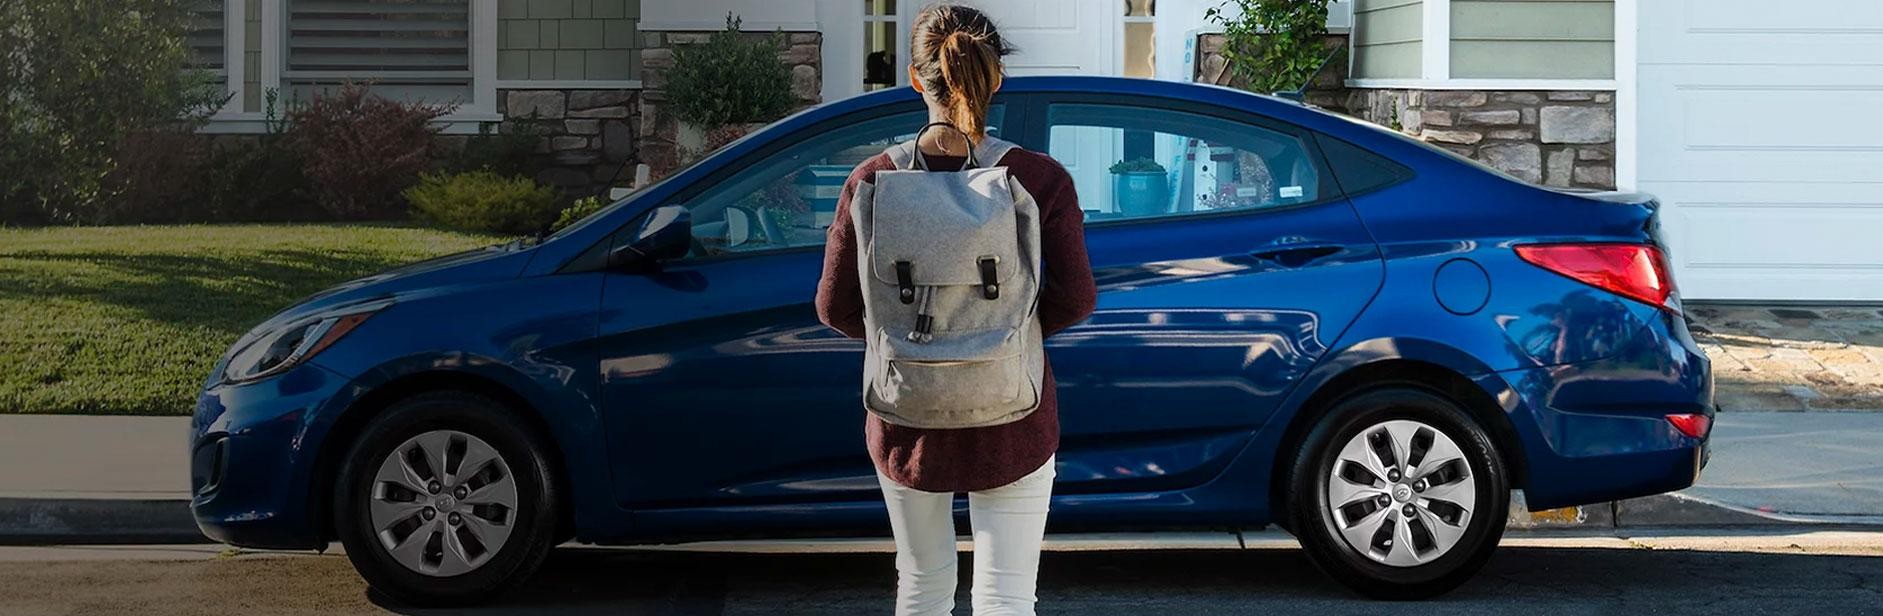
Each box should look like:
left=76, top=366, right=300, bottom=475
left=908, top=286, right=936, bottom=344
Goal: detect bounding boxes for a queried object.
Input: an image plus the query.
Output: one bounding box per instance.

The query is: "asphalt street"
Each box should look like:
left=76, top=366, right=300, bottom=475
left=2, top=531, right=1881, bottom=615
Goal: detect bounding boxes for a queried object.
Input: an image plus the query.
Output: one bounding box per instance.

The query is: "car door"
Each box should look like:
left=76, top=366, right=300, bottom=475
left=1021, top=94, right=1386, bottom=493
left=596, top=103, right=1015, bottom=508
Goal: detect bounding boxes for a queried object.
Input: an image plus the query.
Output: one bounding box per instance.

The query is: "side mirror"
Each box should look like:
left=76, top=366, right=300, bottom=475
left=608, top=205, right=690, bottom=271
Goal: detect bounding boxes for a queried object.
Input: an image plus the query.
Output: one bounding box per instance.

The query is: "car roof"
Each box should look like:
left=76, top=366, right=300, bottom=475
left=807, top=75, right=1336, bottom=132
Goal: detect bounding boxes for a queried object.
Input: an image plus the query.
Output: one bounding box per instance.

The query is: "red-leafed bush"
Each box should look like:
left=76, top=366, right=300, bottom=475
left=288, top=83, right=453, bottom=220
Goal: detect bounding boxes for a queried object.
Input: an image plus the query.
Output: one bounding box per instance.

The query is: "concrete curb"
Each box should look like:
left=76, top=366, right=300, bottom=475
left=2, top=492, right=1871, bottom=547
left=0, top=498, right=204, bottom=546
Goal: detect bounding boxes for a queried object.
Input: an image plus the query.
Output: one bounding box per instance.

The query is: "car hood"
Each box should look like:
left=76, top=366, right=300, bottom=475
left=233, top=241, right=538, bottom=346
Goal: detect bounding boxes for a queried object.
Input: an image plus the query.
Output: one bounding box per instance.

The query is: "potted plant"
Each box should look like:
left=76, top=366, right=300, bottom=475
left=1110, top=157, right=1169, bottom=217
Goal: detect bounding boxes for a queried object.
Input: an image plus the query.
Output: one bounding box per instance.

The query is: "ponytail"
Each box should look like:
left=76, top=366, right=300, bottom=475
left=912, top=5, right=1014, bottom=145
left=937, top=31, right=1000, bottom=144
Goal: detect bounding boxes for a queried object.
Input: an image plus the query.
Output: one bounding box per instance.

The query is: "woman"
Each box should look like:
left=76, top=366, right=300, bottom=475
left=815, top=4, right=1096, bottom=615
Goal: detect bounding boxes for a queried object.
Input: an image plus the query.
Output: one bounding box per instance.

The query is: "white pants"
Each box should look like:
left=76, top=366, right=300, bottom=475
left=876, top=456, right=1056, bottom=616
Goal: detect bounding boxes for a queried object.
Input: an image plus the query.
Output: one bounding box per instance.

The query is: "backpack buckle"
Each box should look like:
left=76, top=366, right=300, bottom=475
left=977, top=256, right=999, bottom=300
left=895, top=261, right=915, bottom=305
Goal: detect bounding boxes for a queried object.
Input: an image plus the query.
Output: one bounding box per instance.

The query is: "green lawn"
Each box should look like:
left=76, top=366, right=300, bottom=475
left=0, top=224, right=505, bottom=415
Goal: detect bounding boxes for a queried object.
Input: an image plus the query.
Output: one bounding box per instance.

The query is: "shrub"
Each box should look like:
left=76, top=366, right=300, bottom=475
left=1206, top=0, right=1335, bottom=94
left=405, top=171, right=560, bottom=235
left=288, top=83, right=453, bottom=220
left=666, top=14, right=795, bottom=128
left=1110, top=158, right=1167, bottom=174
left=550, top=196, right=606, bottom=233
left=98, top=129, right=212, bottom=224
left=1, top=0, right=228, bottom=224
left=451, top=122, right=547, bottom=177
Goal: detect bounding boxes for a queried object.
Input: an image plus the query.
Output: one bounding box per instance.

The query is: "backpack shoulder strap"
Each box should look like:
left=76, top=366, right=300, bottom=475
left=974, top=135, right=1021, bottom=168
left=884, top=140, right=920, bottom=170
left=884, top=133, right=1019, bottom=171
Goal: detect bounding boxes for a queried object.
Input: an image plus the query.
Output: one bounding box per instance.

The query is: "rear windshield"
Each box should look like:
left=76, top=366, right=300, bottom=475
left=1328, top=112, right=1530, bottom=184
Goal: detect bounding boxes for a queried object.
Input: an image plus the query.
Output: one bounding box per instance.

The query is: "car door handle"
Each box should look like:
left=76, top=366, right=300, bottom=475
left=1249, top=243, right=1343, bottom=267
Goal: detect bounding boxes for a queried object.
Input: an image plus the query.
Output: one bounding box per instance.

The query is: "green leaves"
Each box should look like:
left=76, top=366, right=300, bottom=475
left=665, top=13, right=796, bottom=128
left=1207, top=0, right=1334, bottom=95
left=1, top=0, right=227, bottom=224
left=405, top=171, right=562, bottom=235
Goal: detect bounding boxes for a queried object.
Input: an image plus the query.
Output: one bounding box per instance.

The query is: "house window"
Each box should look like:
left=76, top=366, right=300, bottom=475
left=285, top=0, right=474, bottom=105
left=1123, top=0, right=1154, bottom=78
left=863, top=0, right=900, bottom=91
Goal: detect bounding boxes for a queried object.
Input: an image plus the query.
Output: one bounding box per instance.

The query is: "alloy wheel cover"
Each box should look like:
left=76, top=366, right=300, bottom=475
left=368, top=430, right=520, bottom=577
left=1324, top=419, right=1477, bottom=567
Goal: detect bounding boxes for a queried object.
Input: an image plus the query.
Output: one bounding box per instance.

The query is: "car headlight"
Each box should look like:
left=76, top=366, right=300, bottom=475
left=222, top=299, right=392, bottom=384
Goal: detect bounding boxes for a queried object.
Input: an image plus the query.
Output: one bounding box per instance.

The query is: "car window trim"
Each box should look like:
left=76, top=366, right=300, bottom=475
left=1025, top=93, right=1350, bottom=229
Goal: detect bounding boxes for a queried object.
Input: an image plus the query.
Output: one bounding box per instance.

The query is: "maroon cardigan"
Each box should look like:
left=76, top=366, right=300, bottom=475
left=815, top=148, right=1097, bottom=493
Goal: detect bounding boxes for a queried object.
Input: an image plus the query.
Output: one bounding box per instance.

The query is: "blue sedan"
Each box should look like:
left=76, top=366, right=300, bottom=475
left=189, top=76, right=1712, bottom=605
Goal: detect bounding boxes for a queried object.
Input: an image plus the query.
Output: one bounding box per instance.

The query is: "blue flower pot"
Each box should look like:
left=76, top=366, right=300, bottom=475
left=1113, top=171, right=1170, bottom=217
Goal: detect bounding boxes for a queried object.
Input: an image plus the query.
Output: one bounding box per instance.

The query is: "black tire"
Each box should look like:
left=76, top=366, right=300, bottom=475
left=1286, top=387, right=1508, bottom=600
left=334, top=391, right=559, bottom=607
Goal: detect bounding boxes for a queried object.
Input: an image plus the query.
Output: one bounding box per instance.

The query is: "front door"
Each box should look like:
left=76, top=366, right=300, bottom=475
left=597, top=103, right=1014, bottom=507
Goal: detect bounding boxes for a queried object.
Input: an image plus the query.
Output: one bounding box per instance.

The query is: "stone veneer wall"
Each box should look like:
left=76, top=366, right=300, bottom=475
left=636, top=30, right=824, bottom=176
left=1192, top=33, right=1617, bottom=190
left=488, top=88, right=641, bottom=194
left=1344, top=89, right=1616, bottom=189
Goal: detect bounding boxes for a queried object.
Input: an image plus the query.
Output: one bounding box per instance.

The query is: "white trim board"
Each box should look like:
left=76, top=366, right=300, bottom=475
left=639, top=20, right=819, bottom=32
left=1422, top=0, right=1451, bottom=81
left=1614, top=0, right=1639, bottom=191
left=492, top=80, right=644, bottom=90
left=1345, top=78, right=1618, bottom=91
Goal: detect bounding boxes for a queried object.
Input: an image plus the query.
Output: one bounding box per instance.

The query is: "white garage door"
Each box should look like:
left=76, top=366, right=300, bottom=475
left=1638, top=0, right=1883, bottom=301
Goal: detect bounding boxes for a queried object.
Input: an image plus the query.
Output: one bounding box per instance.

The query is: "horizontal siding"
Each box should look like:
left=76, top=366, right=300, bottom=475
left=1451, top=0, right=1614, bottom=79
left=1353, top=0, right=1423, bottom=79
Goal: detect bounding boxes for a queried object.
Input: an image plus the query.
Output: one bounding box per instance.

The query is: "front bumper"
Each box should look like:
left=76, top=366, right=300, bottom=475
left=189, top=362, right=354, bottom=550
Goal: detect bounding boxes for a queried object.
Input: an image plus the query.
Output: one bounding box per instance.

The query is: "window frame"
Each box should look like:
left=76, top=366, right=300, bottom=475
left=1021, top=92, right=1350, bottom=229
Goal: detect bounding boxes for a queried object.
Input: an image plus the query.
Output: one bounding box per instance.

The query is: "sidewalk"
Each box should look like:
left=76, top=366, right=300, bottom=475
left=0, top=416, right=196, bottom=544
left=1690, top=304, right=1883, bottom=411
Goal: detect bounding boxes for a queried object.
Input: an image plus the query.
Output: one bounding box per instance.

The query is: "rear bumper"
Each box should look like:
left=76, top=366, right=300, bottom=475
left=1490, top=310, right=1713, bottom=510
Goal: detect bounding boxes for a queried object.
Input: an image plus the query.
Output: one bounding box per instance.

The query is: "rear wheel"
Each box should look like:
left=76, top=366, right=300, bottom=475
left=1287, top=387, right=1508, bottom=599
left=334, top=391, right=558, bottom=607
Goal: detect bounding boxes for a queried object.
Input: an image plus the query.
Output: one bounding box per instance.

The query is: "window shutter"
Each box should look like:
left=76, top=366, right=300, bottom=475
left=185, top=1, right=227, bottom=75
left=286, top=0, right=472, bottom=104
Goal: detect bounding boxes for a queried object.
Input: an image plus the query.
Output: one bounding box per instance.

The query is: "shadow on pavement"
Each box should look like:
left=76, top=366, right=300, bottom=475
left=370, top=546, right=1883, bottom=615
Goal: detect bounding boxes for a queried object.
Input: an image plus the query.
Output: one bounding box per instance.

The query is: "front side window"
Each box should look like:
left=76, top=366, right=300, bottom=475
left=679, top=106, right=1007, bottom=257
left=1046, top=103, right=1325, bottom=222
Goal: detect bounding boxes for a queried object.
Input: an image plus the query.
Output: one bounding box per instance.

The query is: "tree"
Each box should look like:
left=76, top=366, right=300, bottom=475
left=0, top=0, right=226, bottom=224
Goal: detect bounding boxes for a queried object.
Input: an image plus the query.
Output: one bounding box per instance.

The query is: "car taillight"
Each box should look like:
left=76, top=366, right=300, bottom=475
left=1514, top=243, right=1678, bottom=313
left=1666, top=413, right=1711, bottom=439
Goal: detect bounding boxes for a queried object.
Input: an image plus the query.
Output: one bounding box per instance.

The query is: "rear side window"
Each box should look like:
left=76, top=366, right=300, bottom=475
left=1315, top=134, right=1413, bottom=197
left=1044, top=103, right=1329, bottom=223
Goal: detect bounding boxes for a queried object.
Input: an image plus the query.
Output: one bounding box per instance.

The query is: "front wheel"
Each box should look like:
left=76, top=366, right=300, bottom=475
left=334, top=391, right=559, bottom=607
left=1287, top=387, right=1509, bottom=599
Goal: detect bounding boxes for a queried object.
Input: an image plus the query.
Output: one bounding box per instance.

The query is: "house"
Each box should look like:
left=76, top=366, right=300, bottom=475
left=185, top=1, right=1879, bottom=301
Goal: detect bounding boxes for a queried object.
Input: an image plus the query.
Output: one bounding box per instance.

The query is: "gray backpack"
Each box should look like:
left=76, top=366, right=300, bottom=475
left=850, top=127, right=1044, bottom=429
